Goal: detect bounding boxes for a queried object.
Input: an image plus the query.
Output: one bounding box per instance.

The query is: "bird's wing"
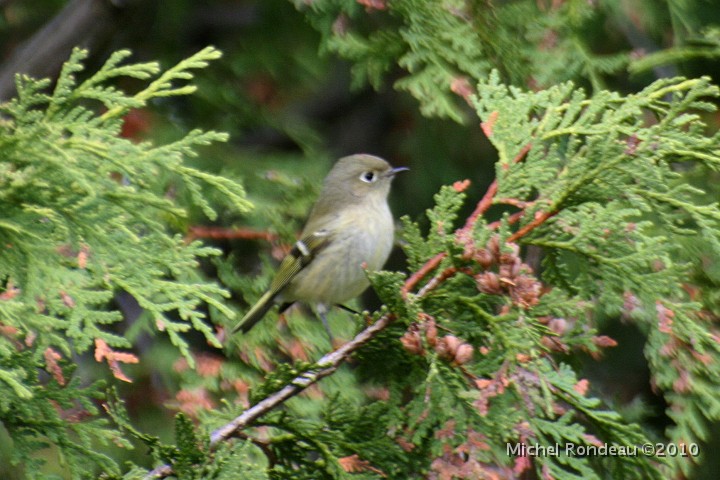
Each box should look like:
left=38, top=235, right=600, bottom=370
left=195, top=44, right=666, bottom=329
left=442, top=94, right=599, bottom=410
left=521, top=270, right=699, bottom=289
left=232, top=229, right=332, bottom=334
left=268, top=229, right=331, bottom=293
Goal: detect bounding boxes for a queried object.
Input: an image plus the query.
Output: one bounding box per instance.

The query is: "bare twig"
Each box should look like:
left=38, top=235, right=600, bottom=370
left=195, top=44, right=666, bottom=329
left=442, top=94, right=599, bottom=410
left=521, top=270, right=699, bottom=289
left=401, top=179, right=499, bottom=300
left=459, top=178, right=498, bottom=234
left=511, top=142, right=533, bottom=165
left=146, top=313, right=395, bottom=478
left=402, top=176, right=502, bottom=299
left=187, top=225, right=278, bottom=242
left=458, top=142, right=532, bottom=236
left=400, top=252, right=447, bottom=299
left=416, top=266, right=473, bottom=298
left=487, top=210, right=524, bottom=230
left=507, top=209, right=559, bottom=243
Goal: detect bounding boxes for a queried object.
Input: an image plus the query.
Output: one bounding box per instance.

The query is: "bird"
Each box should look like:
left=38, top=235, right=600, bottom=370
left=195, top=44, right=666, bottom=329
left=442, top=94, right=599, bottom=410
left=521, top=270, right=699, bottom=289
left=232, top=154, right=407, bottom=338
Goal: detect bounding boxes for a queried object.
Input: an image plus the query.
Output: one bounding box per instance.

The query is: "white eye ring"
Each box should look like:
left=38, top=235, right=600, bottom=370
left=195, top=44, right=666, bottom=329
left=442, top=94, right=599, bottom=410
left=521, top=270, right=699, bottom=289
left=360, top=171, right=377, bottom=183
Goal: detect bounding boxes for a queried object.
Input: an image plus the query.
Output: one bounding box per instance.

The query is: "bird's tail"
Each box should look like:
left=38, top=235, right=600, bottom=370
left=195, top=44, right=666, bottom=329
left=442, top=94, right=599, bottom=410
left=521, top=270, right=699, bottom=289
left=232, top=290, right=277, bottom=333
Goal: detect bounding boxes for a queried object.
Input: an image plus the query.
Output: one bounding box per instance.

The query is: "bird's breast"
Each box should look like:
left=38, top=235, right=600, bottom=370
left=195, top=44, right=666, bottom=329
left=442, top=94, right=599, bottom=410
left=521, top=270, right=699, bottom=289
left=285, top=203, right=394, bottom=305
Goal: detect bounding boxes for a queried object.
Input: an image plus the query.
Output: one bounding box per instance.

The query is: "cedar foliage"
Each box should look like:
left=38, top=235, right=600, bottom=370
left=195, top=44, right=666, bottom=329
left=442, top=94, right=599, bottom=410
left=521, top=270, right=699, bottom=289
left=2, top=1, right=720, bottom=479
left=0, top=46, right=248, bottom=478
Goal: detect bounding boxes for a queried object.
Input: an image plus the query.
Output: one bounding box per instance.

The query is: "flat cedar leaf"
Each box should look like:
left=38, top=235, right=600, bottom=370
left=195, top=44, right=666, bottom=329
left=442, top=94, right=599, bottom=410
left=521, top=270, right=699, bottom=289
left=0, top=46, right=244, bottom=476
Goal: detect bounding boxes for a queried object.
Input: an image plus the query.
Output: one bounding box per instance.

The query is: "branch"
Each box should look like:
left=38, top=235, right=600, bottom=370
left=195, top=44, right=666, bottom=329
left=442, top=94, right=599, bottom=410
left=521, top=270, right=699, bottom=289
left=401, top=252, right=447, bottom=299
left=234, top=432, right=277, bottom=466
left=186, top=226, right=278, bottom=242
left=459, top=178, right=498, bottom=234
left=507, top=209, right=559, bottom=243
left=487, top=210, right=524, bottom=230
left=417, top=266, right=474, bottom=297
left=400, top=182, right=499, bottom=300
left=145, top=313, right=395, bottom=478
left=458, top=142, right=531, bottom=237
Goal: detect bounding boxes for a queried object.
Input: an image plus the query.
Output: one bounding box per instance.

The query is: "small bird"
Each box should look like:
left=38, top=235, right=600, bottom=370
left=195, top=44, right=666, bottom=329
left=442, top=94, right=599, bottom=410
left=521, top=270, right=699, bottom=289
left=232, top=154, right=407, bottom=337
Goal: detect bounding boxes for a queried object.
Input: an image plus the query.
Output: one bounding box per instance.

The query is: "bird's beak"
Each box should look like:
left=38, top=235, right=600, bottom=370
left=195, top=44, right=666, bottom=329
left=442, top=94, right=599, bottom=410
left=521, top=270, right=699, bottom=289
left=385, top=166, right=409, bottom=177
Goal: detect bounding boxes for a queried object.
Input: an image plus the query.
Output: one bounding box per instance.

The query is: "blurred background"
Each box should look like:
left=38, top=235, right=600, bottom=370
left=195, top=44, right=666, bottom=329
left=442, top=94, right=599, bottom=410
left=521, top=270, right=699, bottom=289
left=2, top=0, right=720, bottom=478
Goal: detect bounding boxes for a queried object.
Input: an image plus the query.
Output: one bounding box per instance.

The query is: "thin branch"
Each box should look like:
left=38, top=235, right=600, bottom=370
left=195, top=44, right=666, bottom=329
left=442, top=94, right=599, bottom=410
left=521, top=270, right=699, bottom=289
left=459, top=179, right=498, bottom=235
left=402, top=141, right=542, bottom=302
left=403, top=177, right=501, bottom=299
left=187, top=226, right=278, bottom=242
left=210, top=313, right=393, bottom=443
left=400, top=252, right=447, bottom=299
left=511, top=142, right=533, bottom=165
left=404, top=183, right=505, bottom=299
left=507, top=209, right=559, bottom=243
left=458, top=142, right=531, bottom=237
left=417, top=266, right=473, bottom=298
left=401, top=178, right=500, bottom=300
left=233, top=431, right=278, bottom=466
left=496, top=198, right=532, bottom=209
left=487, top=210, right=524, bottom=230
left=146, top=313, right=395, bottom=479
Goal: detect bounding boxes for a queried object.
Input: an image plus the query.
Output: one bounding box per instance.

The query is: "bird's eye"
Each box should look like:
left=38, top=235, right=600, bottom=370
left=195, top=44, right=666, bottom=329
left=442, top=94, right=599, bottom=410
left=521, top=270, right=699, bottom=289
left=360, top=171, right=376, bottom=183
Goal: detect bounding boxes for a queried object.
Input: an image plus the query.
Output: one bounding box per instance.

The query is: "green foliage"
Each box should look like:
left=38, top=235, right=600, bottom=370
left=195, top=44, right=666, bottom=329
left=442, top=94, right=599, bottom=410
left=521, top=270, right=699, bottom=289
left=108, top=393, right=269, bottom=480
left=0, top=357, right=121, bottom=478
left=473, top=73, right=720, bottom=307
left=438, top=73, right=720, bottom=477
left=214, top=50, right=720, bottom=480
left=0, top=47, right=249, bottom=476
left=5, top=1, right=720, bottom=479
left=362, top=183, right=664, bottom=478
left=298, top=0, right=630, bottom=122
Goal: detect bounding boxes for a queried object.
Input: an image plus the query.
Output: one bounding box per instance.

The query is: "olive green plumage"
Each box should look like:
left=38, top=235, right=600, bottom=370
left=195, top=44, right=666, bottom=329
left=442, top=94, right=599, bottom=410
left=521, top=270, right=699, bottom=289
left=233, top=154, right=407, bottom=334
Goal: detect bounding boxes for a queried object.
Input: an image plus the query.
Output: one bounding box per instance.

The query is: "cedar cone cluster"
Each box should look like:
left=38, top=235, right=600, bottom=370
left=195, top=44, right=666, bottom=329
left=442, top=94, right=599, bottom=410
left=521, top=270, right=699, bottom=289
left=400, top=314, right=474, bottom=365
left=471, top=236, right=542, bottom=308
left=400, top=236, right=546, bottom=365
left=401, top=234, right=618, bottom=366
